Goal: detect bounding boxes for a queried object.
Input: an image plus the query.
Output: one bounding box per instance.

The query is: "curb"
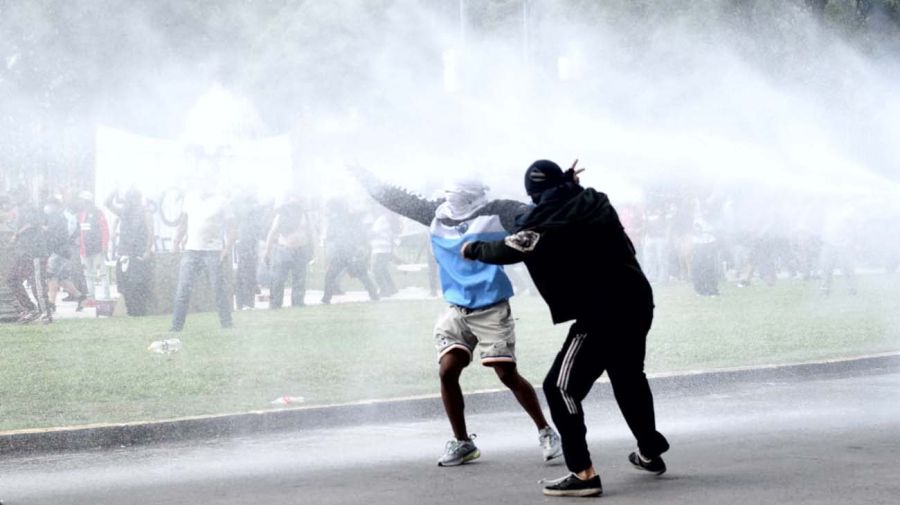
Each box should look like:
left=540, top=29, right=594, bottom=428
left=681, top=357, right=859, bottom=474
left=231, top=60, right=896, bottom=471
left=2, top=353, right=898, bottom=457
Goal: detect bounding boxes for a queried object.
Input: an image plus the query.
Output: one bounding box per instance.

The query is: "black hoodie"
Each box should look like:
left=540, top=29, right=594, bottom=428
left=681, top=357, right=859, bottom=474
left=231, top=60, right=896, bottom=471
left=464, top=183, right=652, bottom=324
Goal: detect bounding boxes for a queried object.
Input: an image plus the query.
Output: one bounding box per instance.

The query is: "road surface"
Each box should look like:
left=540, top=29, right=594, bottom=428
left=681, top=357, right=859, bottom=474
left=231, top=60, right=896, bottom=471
left=2, top=362, right=898, bottom=504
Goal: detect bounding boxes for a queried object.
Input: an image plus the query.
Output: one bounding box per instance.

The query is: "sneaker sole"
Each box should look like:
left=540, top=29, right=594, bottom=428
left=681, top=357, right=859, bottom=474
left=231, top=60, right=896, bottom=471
left=542, top=487, right=603, bottom=497
left=630, top=462, right=666, bottom=475
left=544, top=450, right=564, bottom=462
left=437, top=449, right=481, bottom=467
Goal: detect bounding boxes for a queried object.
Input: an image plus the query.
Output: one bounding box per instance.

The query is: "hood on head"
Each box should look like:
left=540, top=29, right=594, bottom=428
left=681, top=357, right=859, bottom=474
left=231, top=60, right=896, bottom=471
left=436, top=176, right=490, bottom=221
left=524, top=160, right=567, bottom=203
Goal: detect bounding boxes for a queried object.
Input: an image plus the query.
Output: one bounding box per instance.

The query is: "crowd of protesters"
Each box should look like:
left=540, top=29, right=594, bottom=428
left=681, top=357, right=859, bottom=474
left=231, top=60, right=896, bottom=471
left=0, top=183, right=417, bottom=325
left=1, top=187, right=114, bottom=324
left=1, top=177, right=897, bottom=325
left=618, top=185, right=899, bottom=298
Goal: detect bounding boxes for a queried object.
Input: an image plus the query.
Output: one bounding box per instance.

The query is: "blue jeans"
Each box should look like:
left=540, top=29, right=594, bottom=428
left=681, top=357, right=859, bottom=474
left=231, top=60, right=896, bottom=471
left=171, top=250, right=232, bottom=331
left=269, top=245, right=310, bottom=308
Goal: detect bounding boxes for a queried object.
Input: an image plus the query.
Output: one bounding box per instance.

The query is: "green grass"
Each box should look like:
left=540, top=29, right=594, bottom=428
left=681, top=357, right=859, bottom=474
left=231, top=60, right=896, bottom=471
left=1, top=275, right=898, bottom=431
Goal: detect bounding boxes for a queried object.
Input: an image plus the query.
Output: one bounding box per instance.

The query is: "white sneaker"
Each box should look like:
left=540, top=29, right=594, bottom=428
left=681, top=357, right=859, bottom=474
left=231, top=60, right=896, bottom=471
left=437, top=436, right=480, bottom=467
left=539, top=427, right=563, bottom=462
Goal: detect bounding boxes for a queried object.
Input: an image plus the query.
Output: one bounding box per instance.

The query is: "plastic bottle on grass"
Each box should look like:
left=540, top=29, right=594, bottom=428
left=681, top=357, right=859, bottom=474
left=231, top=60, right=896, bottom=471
left=148, top=338, right=183, bottom=354
left=271, top=396, right=305, bottom=406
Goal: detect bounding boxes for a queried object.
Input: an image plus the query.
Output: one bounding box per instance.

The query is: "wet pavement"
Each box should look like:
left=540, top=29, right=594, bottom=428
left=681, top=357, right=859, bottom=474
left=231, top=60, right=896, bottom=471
left=2, top=365, right=898, bottom=504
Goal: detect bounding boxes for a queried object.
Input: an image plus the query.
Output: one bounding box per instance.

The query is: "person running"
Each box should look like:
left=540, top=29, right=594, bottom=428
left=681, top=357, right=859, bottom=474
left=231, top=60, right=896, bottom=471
left=6, top=189, right=51, bottom=324
left=462, top=160, right=669, bottom=497
left=44, top=197, right=86, bottom=314
left=320, top=198, right=379, bottom=304
left=350, top=164, right=562, bottom=467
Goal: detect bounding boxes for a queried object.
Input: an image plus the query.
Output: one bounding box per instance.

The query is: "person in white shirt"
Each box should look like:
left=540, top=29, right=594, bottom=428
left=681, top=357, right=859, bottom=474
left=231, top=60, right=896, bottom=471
left=170, top=189, right=235, bottom=332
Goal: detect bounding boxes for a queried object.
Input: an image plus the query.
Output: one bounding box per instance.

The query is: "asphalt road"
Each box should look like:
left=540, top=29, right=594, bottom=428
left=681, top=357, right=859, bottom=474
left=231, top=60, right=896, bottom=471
left=2, top=363, right=899, bottom=504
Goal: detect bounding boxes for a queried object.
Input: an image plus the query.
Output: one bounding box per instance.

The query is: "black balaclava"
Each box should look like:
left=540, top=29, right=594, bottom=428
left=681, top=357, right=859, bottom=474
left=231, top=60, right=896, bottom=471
left=524, top=159, right=581, bottom=204
left=524, top=160, right=563, bottom=203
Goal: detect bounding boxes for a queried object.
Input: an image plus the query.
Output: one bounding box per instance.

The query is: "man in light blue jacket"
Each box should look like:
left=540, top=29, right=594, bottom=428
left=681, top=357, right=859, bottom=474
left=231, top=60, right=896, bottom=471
left=351, top=165, right=561, bottom=467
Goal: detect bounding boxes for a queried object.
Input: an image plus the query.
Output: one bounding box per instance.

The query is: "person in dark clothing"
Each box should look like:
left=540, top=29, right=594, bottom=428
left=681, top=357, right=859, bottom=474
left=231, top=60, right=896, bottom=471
left=76, top=191, right=111, bottom=301
left=233, top=193, right=268, bottom=310
left=7, top=189, right=51, bottom=324
left=321, top=199, right=379, bottom=304
left=264, top=195, right=315, bottom=308
left=462, top=160, right=669, bottom=497
left=106, top=189, right=154, bottom=315
left=369, top=209, right=400, bottom=297
left=44, top=197, right=86, bottom=313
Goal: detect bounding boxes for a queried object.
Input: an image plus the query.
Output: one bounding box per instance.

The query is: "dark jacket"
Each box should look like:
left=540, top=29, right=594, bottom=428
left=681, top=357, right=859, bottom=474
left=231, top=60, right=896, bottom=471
left=464, top=184, right=652, bottom=324
left=12, top=204, right=47, bottom=259
left=44, top=211, right=71, bottom=258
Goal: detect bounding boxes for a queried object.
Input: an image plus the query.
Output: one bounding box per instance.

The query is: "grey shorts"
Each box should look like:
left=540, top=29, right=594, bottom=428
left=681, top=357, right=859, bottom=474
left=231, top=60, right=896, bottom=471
left=434, top=300, right=516, bottom=365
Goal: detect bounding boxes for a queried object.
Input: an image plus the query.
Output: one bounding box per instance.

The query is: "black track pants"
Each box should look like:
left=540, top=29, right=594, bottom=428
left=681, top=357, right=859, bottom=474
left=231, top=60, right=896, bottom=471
left=543, top=310, right=669, bottom=473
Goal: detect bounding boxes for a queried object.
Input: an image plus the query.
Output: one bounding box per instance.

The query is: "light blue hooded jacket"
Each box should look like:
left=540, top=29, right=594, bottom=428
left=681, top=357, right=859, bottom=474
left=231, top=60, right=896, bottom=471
left=352, top=168, right=527, bottom=309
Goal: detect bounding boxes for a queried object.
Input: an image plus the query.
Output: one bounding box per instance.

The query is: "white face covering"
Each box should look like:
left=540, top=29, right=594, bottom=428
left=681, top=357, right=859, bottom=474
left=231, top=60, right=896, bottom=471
left=436, top=178, right=489, bottom=220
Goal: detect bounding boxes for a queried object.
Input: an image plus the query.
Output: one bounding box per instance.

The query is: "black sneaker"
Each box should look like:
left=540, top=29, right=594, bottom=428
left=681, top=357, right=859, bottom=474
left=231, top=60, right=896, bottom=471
left=75, top=294, right=87, bottom=312
left=629, top=451, right=666, bottom=475
left=542, top=473, right=603, bottom=497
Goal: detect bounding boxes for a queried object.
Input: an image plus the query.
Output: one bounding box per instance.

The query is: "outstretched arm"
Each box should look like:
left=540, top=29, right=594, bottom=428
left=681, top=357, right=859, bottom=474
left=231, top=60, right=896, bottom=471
left=486, top=199, right=530, bottom=232
left=461, top=229, right=541, bottom=265
left=348, top=164, right=440, bottom=226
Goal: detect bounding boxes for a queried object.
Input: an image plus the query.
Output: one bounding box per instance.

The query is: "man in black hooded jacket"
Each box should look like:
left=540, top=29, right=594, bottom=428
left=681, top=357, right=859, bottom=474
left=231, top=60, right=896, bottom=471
left=462, top=160, right=669, bottom=497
